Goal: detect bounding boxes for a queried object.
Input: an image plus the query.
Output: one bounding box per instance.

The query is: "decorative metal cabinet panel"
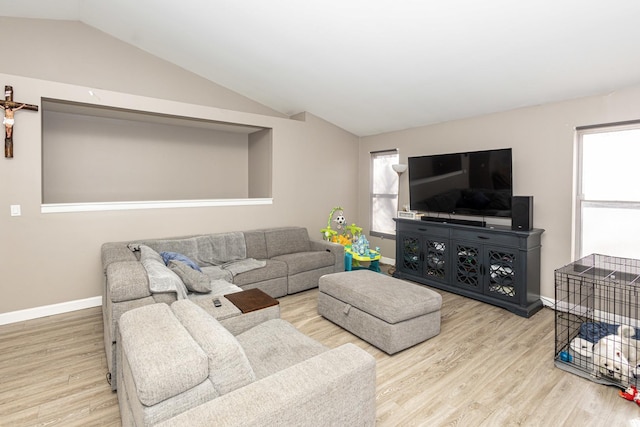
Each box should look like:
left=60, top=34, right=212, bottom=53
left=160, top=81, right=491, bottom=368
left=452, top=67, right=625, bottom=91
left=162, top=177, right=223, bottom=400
left=397, top=224, right=450, bottom=285
left=394, top=219, right=544, bottom=317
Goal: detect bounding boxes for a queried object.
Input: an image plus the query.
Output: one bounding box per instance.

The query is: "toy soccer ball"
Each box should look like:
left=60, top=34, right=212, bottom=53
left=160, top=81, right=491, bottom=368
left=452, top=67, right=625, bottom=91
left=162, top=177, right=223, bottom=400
left=334, top=215, right=346, bottom=225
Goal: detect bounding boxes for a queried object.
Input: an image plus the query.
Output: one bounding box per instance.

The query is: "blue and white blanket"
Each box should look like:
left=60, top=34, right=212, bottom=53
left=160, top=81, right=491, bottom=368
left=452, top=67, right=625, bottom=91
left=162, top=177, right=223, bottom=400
left=579, top=322, right=640, bottom=343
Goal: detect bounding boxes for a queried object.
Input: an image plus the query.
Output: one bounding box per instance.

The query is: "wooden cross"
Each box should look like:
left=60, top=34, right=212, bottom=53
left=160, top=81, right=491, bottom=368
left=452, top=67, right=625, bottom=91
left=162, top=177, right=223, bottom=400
left=1, top=85, right=39, bottom=158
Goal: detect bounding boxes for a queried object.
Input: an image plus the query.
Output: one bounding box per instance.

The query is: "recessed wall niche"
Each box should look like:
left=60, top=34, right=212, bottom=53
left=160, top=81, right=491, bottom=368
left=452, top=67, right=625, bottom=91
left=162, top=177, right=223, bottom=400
left=41, top=99, right=272, bottom=208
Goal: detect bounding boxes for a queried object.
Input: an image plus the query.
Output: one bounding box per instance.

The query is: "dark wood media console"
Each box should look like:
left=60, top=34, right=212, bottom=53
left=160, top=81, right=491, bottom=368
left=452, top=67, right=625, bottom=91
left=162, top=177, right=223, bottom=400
left=394, top=218, right=544, bottom=317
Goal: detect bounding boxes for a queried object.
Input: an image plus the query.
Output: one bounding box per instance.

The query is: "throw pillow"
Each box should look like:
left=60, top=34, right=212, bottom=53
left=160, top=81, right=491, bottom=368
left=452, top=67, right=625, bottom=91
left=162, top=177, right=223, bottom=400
left=168, top=260, right=212, bottom=293
left=160, top=251, right=202, bottom=272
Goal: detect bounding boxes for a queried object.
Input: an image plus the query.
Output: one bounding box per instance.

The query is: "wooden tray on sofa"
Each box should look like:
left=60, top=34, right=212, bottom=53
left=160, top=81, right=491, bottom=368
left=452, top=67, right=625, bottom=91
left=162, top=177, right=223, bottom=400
left=225, top=288, right=279, bottom=314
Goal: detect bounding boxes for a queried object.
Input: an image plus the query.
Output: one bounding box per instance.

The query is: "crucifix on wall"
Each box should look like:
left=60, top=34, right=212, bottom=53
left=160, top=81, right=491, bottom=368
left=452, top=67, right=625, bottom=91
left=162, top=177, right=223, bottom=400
left=1, top=85, right=39, bottom=158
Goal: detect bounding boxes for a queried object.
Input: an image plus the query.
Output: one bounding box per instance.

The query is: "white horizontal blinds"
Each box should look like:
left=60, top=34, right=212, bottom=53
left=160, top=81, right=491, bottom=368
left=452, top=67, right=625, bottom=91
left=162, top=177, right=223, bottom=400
left=576, top=123, right=640, bottom=259
left=370, top=149, right=399, bottom=238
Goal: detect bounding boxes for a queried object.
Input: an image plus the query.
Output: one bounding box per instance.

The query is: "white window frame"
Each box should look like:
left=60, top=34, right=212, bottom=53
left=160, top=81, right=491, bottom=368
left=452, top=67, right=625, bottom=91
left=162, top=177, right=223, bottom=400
left=370, top=149, right=399, bottom=239
left=574, top=120, right=640, bottom=259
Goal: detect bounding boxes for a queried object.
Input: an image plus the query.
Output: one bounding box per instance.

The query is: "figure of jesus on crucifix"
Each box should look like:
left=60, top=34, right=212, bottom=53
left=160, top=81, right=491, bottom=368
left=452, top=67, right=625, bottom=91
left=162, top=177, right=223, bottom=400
left=0, top=85, right=39, bottom=158
left=1, top=102, right=26, bottom=139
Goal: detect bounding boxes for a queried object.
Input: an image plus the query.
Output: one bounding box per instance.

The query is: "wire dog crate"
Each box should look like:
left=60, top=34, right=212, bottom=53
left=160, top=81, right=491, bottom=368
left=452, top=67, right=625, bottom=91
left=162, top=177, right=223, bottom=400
left=555, top=254, right=640, bottom=388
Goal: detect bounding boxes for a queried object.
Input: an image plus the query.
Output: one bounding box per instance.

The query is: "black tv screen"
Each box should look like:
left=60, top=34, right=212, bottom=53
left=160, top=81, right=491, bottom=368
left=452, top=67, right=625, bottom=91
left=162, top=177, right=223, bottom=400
left=408, top=148, right=513, bottom=218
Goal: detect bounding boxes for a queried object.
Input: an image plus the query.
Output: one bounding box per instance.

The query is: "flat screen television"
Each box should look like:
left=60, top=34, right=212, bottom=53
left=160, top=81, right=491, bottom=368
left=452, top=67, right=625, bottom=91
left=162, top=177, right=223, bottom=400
left=408, top=148, right=513, bottom=218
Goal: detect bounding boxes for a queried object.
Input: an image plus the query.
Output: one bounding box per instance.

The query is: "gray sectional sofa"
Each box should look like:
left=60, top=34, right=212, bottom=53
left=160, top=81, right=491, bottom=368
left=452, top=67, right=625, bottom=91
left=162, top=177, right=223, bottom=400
left=101, top=226, right=344, bottom=390
left=117, top=300, right=376, bottom=426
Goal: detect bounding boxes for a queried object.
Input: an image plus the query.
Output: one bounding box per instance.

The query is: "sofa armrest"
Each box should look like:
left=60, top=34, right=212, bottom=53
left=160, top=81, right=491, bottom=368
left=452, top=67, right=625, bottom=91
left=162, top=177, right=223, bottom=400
left=155, top=343, right=376, bottom=427
left=309, top=240, right=345, bottom=272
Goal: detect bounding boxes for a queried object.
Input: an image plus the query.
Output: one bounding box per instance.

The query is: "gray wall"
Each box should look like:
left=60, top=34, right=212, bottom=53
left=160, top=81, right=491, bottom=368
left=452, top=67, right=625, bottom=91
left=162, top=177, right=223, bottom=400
left=1, top=17, right=285, bottom=118
left=360, top=84, right=640, bottom=303
left=0, top=18, right=358, bottom=315
left=5, top=16, right=640, bottom=316
left=42, top=110, right=251, bottom=202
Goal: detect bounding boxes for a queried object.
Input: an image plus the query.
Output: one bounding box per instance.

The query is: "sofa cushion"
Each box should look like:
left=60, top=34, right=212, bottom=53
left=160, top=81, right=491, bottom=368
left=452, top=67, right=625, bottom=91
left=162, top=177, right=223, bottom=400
left=106, top=261, right=151, bottom=302
left=236, top=319, right=328, bottom=379
left=200, top=266, right=233, bottom=283
left=233, top=259, right=287, bottom=286
left=101, top=242, right=137, bottom=271
left=244, top=230, right=268, bottom=260
left=264, top=227, right=311, bottom=258
left=171, top=300, right=256, bottom=395
left=152, top=292, right=178, bottom=305
left=119, top=303, right=209, bottom=406
left=193, top=233, right=246, bottom=266
left=271, top=251, right=335, bottom=276
left=168, top=260, right=211, bottom=293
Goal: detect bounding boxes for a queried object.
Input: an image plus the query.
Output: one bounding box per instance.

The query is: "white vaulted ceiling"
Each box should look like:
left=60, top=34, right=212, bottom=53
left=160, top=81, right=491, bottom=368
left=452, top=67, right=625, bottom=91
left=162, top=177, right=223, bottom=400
left=3, top=0, right=640, bottom=136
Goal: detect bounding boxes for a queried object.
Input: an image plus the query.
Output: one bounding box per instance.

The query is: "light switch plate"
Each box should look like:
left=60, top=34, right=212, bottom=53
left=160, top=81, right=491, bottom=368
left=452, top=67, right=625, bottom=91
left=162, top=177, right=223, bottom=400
left=10, top=205, right=21, bottom=216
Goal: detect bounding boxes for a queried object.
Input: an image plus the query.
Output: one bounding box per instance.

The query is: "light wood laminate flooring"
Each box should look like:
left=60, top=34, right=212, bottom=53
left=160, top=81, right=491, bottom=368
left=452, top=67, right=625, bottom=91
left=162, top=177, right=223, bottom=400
left=1, top=279, right=639, bottom=426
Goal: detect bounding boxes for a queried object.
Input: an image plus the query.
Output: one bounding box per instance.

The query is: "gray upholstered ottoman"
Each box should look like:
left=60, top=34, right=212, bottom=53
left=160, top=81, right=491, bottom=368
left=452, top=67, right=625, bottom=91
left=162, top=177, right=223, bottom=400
left=318, top=270, right=442, bottom=354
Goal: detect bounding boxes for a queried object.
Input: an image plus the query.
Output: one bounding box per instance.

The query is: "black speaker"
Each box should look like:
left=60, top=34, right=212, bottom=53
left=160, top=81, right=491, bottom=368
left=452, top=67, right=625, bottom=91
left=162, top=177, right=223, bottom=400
left=512, top=196, right=533, bottom=230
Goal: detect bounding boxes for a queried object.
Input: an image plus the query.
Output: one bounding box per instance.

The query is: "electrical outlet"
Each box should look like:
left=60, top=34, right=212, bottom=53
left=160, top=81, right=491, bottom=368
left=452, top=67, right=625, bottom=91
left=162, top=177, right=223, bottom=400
left=10, top=205, right=21, bottom=216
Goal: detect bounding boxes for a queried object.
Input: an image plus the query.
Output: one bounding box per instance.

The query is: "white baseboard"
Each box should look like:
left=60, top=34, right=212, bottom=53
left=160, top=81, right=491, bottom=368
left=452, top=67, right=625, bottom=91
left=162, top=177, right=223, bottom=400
left=0, top=296, right=102, bottom=326
left=381, top=256, right=394, bottom=265
left=540, top=296, right=555, bottom=308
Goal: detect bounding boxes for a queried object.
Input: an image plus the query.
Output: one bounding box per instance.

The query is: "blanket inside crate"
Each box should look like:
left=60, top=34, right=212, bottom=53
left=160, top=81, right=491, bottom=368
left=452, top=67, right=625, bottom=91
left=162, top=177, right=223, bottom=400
left=579, top=322, right=640, bottom=343
left=562, top=321, right=640, bottom=387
